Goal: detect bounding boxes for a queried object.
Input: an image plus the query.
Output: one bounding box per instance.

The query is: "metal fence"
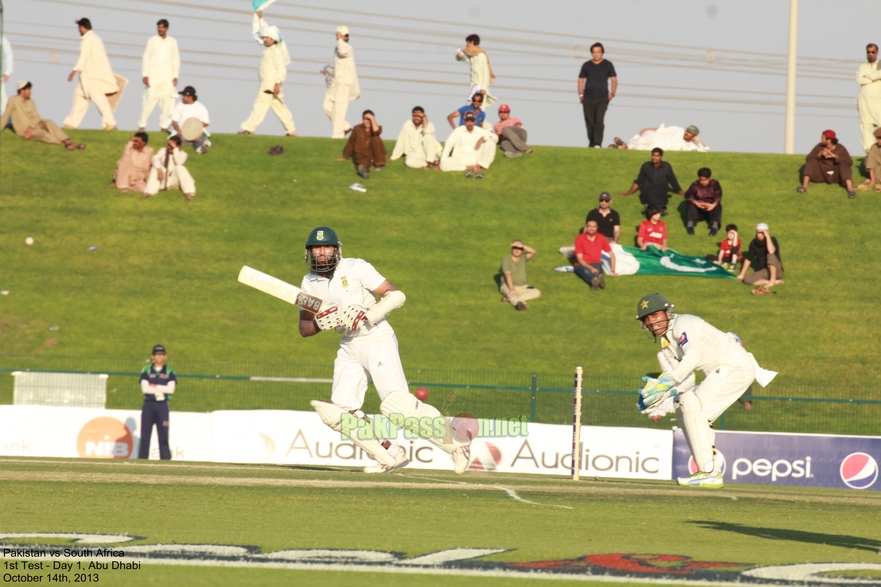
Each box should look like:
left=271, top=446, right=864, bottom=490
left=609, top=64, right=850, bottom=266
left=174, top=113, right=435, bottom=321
left=1, top=355, right=879, bottom=436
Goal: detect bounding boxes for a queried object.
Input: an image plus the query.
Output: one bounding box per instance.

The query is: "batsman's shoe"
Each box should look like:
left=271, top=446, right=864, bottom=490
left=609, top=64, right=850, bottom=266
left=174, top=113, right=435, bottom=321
left=451, top=445, right=471, bottom=475
left=363, top=449, right=409, bottom=474
left=677, top=471, right=724, bottom=488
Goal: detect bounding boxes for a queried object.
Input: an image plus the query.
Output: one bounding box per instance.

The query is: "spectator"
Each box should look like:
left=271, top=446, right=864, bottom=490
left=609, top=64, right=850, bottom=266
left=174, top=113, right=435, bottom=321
left=577, top=42, right=616, bottom=148
left=456, top=34, right=496, bottom=106
left=171, top=86, right=211, bottom=154
left=499, top=240, right=540, bottom=311
left=585, top=191, right=620, bottom=243
left=858, top=128, right=881, bottom=191
left=619, top=148, right=684, bottom=213
left=322, top=26, right=359, bottom=138
left=144, top=135, right=196, bottom=200
left=109, top=132, right=154, bottom=193
left=707, top=224, right=741, bottom=269
left=139, top=344, right=175, bottom=460
left=637, top=205, right=668, bottom=251
left=798, top=130, right=856, bottom=198
left=340, top=110, right=385, bottom=179
left=390, top=106, right=443, bottom=169
left=1, top=36, right=12, bottom=114
left=857, top=43, right=881, bottom=153
left=684, top=167, right=723, bottom=236
left=64, top=18, right=120, bottom=131
left=0, top=81, right=84, bottom=150
left=138, top=19, right=180, bottom=133
left=439, top=111, right=497, bottom=178
left=613, top=124, right=708, bottom=152
left=493, top=104, right=532, bottom=158
left=736, top=223, right=783, bottom=295
left=574, top=219, right=617, bottom=290
left=447, top=94, right=486, bottom=129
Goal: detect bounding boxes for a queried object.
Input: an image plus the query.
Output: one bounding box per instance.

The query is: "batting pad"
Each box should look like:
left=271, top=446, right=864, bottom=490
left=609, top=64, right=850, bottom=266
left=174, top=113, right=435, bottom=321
left=380, top=391, right=468, bottom=454
left=310, top=400, right=396, bottom=466
left=675, top=392, right=715, bottom=473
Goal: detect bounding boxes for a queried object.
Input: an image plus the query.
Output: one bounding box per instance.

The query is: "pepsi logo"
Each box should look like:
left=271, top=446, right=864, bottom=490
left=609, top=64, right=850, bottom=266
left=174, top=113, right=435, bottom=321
left=839, top=452, right=878, bottom=490
left=688, top=450, right=726, bottom=475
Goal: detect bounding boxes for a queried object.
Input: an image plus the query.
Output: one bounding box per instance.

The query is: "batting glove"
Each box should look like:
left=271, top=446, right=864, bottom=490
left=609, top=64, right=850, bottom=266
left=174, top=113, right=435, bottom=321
left=155, top=392, right=166, bottom=402
left=315, top=304, right=342, bottom=331
left=341, top=304, right=368, bottom=331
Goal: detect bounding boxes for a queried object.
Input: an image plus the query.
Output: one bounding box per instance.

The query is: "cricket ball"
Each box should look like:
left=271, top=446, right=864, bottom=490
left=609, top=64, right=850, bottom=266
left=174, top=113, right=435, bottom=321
left=25, top=237, right=34, bottom=246
left=415, top=387, right=429, bottom=401
left=451, top=412, right=479, bottom=443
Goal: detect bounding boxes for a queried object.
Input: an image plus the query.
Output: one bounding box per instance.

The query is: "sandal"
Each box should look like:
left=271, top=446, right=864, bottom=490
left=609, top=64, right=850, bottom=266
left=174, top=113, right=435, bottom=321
left=614, top=137, right=625, bottom=147
left=796, top=186, right=807, bottom=194
left=77, top=143, right=86, bottom=151
left=237, top=130, right=253, bottom=135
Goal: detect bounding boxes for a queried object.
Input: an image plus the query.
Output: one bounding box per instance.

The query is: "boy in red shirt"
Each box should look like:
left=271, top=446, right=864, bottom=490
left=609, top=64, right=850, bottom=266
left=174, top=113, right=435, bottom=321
left=637, top=205, right=668, bottom=251
left=707, top=223, right=741, bottom=269
left=574, top=219, right=617, bottom=290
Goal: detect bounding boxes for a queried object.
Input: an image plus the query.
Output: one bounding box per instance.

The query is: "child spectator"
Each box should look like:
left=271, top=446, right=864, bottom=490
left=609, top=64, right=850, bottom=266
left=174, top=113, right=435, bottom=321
left=707, top=224, right=740, bottom=269
left=637, top=205, right=667, bottom=251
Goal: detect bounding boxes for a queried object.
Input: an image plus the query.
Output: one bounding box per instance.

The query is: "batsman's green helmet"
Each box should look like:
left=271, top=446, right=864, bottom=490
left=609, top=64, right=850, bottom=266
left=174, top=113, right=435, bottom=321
left=636, top=293, right=673, bottom=320
left=305, top=226, right=340, bottom=247
left=304, top=227, right=342, bottom=273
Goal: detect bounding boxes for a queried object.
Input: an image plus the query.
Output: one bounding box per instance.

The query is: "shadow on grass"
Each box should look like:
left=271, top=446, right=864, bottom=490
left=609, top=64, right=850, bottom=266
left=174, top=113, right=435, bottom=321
left=688, top=521, right=881, bottom=553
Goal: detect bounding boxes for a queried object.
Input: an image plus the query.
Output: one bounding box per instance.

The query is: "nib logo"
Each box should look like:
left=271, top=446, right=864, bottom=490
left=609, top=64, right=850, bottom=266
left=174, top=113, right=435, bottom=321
left=468, top=442, right=502, bottom=471
left=840, top=453, right=878, bottom=490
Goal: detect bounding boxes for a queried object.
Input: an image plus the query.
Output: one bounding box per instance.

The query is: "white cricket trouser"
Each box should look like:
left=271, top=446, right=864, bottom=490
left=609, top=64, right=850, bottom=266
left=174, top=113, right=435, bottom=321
left=331, top=333, right=409, bottom=411
left=138, top=87, right=175, bottom=130
left=693, top=356, right=756, bottom=423
left=144, top=166, right=196, bottom=196
left=63, top=79, right=116, bottom=128
left=241, top=89, right=296, bottom=133
left=322, top=84, right=352, bottom=139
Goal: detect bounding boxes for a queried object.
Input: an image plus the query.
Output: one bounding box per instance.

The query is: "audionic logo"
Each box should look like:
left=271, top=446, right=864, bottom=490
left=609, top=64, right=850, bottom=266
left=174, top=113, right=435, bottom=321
left=839, top=452, right=878, bottom=490
left=731, top=456, right=812, bottom=482
left=76, top=418, right=133, bottom=459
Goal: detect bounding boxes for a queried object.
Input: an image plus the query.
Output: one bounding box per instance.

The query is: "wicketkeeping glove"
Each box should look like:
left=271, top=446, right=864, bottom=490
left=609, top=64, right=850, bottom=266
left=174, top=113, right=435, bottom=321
left=636, top=374, right=676, bottom=413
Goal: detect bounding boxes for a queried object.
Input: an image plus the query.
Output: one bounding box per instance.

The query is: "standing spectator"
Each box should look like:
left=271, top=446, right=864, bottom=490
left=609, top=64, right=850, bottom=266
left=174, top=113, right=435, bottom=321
left=390, top=106, right=443, bottom=169
left=1, top=81, right=84, bottom=150
left=637, top=206, right=668, bottom=251
left=619, top=148, right=684, bottom=213
left=439, top=111, right=497, bottom=178
left=684, top=167, right=723, bottom=236
left=585, top=191, right=620, bottom=243
left=493, top=104, right=532, bottom=158
left=707, top=224, right=741, bottom=269
left=798, top=130, right=856, bottom=198
left=171, top=86, right=211, bottom=153
left=340, top=110, right=386, bottom=179
left=144, top=135, right=196, bottom=200
left=64, top=18, right=120, bottom=131
left=857, top=128, right=881, bottom=191
left=138, top=19, right=180, bottom=133
left=499, top=240, right=540, bottom=311
left=239, top=10, right=297, bottom=137
left=577, top=42, right=617, bottom=148
left=857, top=43, right=881, bottom=153
left=456, top=34, right=496, bottom=106
left=110, top=132, right=153, bottom=193
left=1, top=36, right=13, bottom=114
left=736, top=223, right=784, bottom=295
left=447, top=94, right=486, bottom=129
left=139, top=344, right=175, bottom=460
left=322, top=26, right=359, bottom=138
left=574, top=219, right=617, bottom=290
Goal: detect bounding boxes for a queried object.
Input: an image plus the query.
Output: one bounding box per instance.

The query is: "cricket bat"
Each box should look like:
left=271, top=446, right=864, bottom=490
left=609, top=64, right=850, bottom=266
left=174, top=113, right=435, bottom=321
left=237, top=266, right=324, bottom=313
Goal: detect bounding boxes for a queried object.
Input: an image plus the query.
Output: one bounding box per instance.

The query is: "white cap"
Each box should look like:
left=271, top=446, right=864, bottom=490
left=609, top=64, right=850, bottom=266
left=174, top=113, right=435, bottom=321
left=17, top=80, right=30, bottom=90
left=336, top=25, right=349, bottom=36
left=756, top=223, right=769, bottom=231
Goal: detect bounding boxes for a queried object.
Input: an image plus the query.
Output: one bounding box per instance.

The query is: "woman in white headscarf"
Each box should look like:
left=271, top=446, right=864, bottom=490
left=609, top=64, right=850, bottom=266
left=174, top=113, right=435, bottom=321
left=239, top=9, right=296, bottom=135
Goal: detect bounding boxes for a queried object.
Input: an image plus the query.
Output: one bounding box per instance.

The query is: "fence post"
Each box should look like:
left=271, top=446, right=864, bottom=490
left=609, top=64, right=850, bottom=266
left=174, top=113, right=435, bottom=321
left=530, top=372, right=537, bottom=422
left=717, top=412, right=727, bottom=430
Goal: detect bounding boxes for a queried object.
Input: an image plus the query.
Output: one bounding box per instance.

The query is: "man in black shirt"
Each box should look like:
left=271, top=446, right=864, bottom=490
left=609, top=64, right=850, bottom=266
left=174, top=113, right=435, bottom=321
left=585, top=191, right=620, bottom=243
left=577, top=43, right=617, bottom=148
left=737, top=223, right=784, bottom=295
left=619, top=148, right=684, bottom=213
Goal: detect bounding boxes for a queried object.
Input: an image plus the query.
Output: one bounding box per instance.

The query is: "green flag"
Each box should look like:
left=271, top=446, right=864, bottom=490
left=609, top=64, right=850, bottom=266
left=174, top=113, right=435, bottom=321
left=602, top=245, right=735, bottom=278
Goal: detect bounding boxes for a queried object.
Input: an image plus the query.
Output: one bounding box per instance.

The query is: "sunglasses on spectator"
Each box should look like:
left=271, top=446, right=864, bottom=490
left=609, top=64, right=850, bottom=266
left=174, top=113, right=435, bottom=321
left=512, top=246, right=524, bottom=250
left=472, top=98, right=483, bottom=102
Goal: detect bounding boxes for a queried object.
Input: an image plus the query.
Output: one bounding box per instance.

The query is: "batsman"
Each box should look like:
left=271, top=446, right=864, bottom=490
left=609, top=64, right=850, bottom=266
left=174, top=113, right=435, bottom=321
left=299, top=226, right=471, bottom=474
left=635, top=293, right=775, bottom=488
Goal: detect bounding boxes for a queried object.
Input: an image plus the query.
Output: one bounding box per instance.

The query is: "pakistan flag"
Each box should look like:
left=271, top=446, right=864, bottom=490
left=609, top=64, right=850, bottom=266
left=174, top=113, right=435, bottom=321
left=602, top=244, right=734, bottom=278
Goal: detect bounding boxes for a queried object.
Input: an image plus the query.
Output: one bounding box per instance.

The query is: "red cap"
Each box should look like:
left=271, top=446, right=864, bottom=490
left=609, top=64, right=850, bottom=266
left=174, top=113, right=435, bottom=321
left=822, top=129, right=836, bottom=140
left=498, top=104, right=511, bottom=113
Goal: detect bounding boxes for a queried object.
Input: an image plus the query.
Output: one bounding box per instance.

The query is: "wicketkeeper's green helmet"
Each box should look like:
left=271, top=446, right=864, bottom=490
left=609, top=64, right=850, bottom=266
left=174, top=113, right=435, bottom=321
left=304, top=226, right=342, bottom=273
left=636, top=293, right=673, bottom=321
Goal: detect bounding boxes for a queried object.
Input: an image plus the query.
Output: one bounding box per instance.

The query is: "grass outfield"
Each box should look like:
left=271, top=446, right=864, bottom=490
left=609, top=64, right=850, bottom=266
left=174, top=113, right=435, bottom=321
left=1, top=130, right=880, bottom=391
left=1, top=458, right=880, bottom=586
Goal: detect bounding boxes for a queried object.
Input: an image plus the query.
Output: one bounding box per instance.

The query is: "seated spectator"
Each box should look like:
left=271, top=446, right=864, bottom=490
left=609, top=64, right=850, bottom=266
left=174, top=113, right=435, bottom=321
left=447, top=94, right=486, bottom=129
left=736, top=223, right=783, bottom=295
left=144, top=135, right=196, bottom=200
left=612, top=124, right=709, bottom=152
left=619, top=148, right=684, bottom=213
left=798, top=130, right=856, bottom=198
left=584, top=191, right=620, bottom=243
left=856, top=127, right=881, bottom=192
left=390, top=106, right=442, bottom=169
left=439, top=111, right=497, bottom=178
left=340, top=110, right=386, bottom=179
left=574, top=219, right=617, bottom=290
left=493, top=104, right=532, bottom=158
left=0, top=81, right=84, bottom=150
left=109, top=132, right=154, bottom=193
left=499, top=240, right=540, bottom=311
left=170, top=86, right=211, bottom=154
left=706, top=224, right=741, bottom=269
left=637, top=205, right=668, bottom=251
left=684, top=167, right=723, bottom=236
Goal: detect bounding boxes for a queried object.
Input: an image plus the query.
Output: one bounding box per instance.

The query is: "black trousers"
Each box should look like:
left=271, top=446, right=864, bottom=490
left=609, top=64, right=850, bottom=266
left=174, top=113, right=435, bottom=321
left=686, top=202, right=722, bottom=228
left=139, top=400, right=171, bottom=460
left=582, top=97, right=610, bottom=147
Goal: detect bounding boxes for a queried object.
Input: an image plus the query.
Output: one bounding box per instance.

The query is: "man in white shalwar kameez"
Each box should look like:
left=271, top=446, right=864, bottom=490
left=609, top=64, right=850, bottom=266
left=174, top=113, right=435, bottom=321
left=456, top=34, right=496, bottom=106
left=64, top=18, right=119, bottom=130
left=239, top=10, right=296, bottom=135
left=390, top=106, right=443, bottom=169
left=322, top=26, right=360, bottom=139
left=138, top=19, right=180, bottom=132
left=440, top=112, right=497, bottom=177
left=1, top=37, right=13, bottom=115
left=857, top=44, right=881, bottom=153
left=624, top=124, right=709, bottom=152
left=144, top=135, right=196, bottom=200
